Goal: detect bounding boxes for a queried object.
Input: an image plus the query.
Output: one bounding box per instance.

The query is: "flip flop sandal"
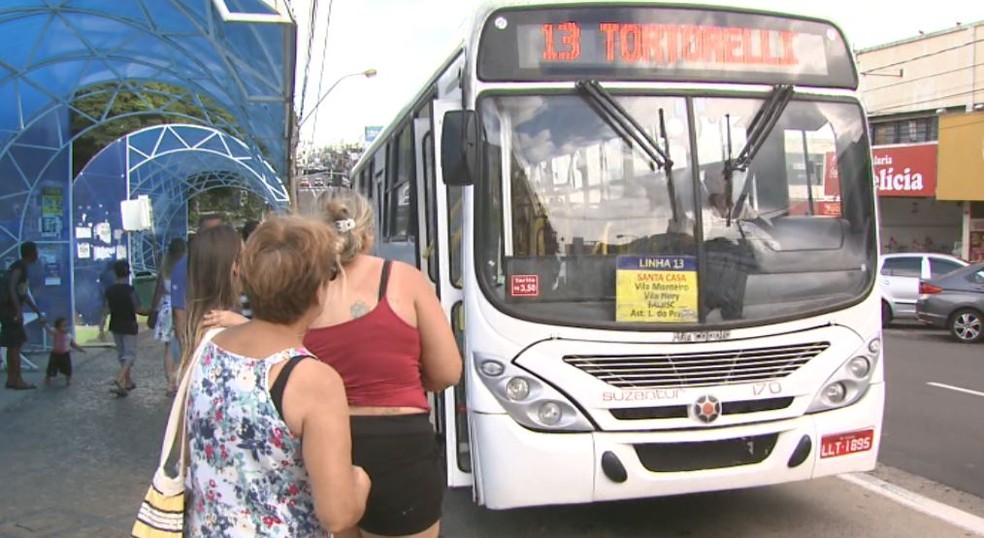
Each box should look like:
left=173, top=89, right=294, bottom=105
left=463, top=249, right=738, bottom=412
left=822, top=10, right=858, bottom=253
left=5, top=382, right=37, bottom=390
left=110, top=381, right=129, bottom=397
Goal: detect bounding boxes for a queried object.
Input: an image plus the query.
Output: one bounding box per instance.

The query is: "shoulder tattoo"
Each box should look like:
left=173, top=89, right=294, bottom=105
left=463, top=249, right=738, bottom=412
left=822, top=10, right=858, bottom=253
left=350, top=300, right=370, bottom=319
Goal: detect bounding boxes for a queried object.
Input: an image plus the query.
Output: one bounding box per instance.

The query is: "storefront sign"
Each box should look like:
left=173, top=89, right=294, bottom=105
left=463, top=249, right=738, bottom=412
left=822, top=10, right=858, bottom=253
left=615, top=255, right=697, bottom=323
left=937, top=111, right=984, bottom=201
left=873, top=143, right=937, bottom=197
left=823, top=143, right=937, bottom=198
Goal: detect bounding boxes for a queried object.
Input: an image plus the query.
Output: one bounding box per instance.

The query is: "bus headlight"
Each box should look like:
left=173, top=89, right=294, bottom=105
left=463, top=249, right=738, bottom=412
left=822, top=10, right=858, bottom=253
left=506, top=377, right=530, bottom=401
left=474, top=352, right=594, bottom=432
left=807, top=336, right=881, bottom=414
left=823, top=382, right=847, bottom=403
left=848, top=357, right=870, bottom=378
left=537, top=401, right=563, bottom=425
left=479, top=360, right=505, bottom=377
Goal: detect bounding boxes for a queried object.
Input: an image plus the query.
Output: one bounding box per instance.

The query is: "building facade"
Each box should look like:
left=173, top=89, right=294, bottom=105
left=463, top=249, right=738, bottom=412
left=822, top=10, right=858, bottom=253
left=857, top=21, right=984, bottom=260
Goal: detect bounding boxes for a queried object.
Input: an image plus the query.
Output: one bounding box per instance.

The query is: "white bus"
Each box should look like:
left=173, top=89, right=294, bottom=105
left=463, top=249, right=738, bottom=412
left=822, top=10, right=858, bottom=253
left=351, top=1, right=883, bottom=510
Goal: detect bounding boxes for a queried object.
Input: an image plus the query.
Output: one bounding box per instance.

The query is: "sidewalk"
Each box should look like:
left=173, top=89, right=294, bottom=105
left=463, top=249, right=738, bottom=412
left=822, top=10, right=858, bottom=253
left=0, top=331, right=171, bottom=537
left=0, top=339, right=119, bottom=413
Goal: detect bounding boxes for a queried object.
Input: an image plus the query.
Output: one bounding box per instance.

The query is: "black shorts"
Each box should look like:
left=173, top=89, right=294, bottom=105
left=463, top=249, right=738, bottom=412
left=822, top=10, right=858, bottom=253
left=0, top=317, right=27, bottom=347
left=351, top=413, right=445, bottom=536
left=46, top=352, right=72, bottom=377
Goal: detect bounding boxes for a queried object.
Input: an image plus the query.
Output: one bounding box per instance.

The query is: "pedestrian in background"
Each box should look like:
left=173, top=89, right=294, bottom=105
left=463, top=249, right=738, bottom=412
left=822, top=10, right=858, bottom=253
left=1, top=241, right=44, bottom=390
left=169, top=213, right=224, bottom=369
left=150, top=237, right=185, bottom=396
left=97, top=260, right=116, bottom=342
left=105, top=260, right=148, bottom=397
left=42, top=317, right=85, bottom=386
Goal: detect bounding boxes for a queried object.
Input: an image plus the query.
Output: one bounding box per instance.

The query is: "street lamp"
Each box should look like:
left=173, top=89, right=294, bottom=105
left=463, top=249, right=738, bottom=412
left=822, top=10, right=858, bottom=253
left=290, top=68, right=375, bottom=211
left=298, top=68, right=377, bottom=128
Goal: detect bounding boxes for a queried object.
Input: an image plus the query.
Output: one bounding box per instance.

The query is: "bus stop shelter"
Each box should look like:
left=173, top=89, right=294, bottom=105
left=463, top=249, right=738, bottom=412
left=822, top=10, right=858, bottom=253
left=0, top=0, right=296, bottom=343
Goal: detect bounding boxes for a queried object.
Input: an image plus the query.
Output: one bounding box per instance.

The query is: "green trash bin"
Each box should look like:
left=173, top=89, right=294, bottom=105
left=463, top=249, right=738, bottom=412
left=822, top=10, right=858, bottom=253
left=132, top=271, right=158, bottom=310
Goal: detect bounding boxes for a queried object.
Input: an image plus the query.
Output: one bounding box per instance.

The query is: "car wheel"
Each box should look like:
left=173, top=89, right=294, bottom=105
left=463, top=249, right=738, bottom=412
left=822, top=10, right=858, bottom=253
left=881, top=301, right=892, bottom=328
left=948, top=308, right=984, bottom=343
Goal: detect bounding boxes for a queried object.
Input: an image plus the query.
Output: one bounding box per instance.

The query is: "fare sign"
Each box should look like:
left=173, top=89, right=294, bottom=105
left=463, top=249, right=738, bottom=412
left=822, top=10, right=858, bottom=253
left=615, top=255, right=698, bottom=323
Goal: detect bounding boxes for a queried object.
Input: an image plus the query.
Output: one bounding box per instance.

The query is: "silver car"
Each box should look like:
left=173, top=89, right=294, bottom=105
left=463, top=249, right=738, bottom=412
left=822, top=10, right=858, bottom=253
left=879, top=253, right=967, bottom=326
left=915, top=262, right=984, bottom=343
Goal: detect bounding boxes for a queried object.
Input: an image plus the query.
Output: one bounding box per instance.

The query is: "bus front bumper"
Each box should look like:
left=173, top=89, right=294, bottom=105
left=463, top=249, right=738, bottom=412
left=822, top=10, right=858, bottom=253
left=470, top=382, right=884, bottom=510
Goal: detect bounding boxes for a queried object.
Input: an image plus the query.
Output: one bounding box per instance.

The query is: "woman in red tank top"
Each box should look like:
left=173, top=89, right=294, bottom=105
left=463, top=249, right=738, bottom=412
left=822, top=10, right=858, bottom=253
left=304, top=188, right=461, bottom=538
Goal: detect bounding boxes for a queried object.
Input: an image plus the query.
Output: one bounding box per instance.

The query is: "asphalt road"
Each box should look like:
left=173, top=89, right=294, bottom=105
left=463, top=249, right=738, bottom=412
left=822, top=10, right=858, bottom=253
left=1, top=331, right=982, bottom=537
left=881, top=324, right=984, bottom=499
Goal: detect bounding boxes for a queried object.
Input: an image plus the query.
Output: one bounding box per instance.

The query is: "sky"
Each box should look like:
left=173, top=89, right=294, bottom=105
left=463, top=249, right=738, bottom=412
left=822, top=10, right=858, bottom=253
left=289, top=0, right=982, bottom=147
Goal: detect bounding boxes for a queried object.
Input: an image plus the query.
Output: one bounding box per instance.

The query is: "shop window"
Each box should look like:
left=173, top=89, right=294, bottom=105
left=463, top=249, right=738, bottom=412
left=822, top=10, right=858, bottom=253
left=873, top=123, right=897, bottom=145
left=971, top=202, right=984, bottom=219
left=871, top=117, right=938, bottom=146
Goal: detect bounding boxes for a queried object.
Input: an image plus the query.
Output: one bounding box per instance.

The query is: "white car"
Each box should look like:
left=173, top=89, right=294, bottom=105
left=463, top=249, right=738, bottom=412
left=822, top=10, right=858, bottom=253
left=879, top=252, right=968, bottom=326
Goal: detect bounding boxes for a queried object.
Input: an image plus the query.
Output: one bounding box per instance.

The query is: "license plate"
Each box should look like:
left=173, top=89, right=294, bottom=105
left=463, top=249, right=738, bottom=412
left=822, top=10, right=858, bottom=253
left=820, top=429, right=875, bottom=458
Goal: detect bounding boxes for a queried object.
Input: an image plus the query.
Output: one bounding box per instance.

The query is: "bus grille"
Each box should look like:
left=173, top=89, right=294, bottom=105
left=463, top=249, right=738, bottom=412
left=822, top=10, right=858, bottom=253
left=563, top=342, right=829, bottom=389
left=635, top=433, right=778, bottom=472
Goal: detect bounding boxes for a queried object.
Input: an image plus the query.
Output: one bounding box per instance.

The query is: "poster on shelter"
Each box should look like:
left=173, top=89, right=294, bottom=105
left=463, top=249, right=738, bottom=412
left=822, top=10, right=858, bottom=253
left=41, top=187, right=63, bottom=215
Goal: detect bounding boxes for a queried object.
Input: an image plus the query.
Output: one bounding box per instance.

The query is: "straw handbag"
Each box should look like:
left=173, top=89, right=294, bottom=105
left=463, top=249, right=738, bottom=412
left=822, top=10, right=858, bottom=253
left=131, top=328, right=222, bottom=537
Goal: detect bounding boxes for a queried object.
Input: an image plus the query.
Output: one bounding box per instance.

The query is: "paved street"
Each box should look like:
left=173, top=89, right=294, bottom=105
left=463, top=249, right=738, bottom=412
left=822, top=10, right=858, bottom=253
left=881, top=324, right=984, bottom=499
left=1, top=331, right=982, bottom=537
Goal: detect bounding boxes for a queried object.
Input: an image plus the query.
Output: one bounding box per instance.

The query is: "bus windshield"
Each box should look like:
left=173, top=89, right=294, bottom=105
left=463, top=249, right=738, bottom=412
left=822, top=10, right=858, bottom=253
left=476, top=92, right=876, bottom=328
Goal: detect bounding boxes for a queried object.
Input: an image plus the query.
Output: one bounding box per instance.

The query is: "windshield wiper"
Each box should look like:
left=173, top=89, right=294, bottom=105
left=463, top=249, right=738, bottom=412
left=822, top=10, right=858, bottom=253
left=722, top=84, right=794, bottom=226
left=577, top=80, right=681, bottom=224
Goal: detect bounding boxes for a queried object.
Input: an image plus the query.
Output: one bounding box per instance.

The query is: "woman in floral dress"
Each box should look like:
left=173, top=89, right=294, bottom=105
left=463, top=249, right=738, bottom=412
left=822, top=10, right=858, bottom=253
left=183, top=218, right=370, bottom=536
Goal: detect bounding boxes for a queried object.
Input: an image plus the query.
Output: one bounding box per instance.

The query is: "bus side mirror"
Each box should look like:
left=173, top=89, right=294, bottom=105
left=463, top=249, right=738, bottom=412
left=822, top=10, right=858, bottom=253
left=441, top=110, right=479, bottom=186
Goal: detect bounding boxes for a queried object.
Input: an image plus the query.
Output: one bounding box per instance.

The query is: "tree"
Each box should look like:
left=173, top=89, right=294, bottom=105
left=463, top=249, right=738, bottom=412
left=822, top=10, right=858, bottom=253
left=185, top=173, right=268, bottom=230
left=69, top=81, right=242, bottom=178
left=70, top=82, right=273, bottom=227
left=300, top=142, right=363, bottom=186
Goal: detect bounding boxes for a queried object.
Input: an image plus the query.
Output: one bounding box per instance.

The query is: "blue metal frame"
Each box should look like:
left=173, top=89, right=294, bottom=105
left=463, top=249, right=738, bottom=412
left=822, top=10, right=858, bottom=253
left=0, top=0, right=295, bottom=337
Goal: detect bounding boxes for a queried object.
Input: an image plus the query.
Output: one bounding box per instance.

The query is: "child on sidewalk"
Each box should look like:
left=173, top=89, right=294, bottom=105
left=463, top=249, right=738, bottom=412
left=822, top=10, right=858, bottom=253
left=105, top=260, right=148, bottom=397
left=43, top=317, right=85, bottom=386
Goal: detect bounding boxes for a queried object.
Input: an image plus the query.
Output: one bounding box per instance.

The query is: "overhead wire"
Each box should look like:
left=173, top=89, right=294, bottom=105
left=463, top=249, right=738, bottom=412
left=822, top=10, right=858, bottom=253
left=861, top=36, right=984, bottom=73
left=307, top=0, right=334, bottom=142
left=296, top=0, right=320, bottom=121
left=863, top=62, right=984, bottom=92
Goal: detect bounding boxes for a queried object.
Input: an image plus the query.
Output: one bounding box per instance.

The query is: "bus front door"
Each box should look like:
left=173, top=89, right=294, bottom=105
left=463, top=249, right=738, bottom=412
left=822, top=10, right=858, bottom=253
left=423, top=100, right=472, bottom=488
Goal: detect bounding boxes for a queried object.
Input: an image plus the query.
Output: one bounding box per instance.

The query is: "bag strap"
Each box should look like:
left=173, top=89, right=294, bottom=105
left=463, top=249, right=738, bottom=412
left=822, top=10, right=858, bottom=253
left=155, top=326, right=223, bottom=472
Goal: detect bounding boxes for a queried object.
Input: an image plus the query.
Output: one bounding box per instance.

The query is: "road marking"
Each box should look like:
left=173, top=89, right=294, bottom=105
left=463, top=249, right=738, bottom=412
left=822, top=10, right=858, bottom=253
left=927, top=382, right=984, bottom=398
left=839, top=473, right=984, bottom=536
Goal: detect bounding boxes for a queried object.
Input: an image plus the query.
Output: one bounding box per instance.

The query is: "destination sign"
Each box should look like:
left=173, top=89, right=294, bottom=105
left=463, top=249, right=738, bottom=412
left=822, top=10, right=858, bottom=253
left=615, top=255, right=698, bottom=323
left=479, top=6, right=858, bottom=89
